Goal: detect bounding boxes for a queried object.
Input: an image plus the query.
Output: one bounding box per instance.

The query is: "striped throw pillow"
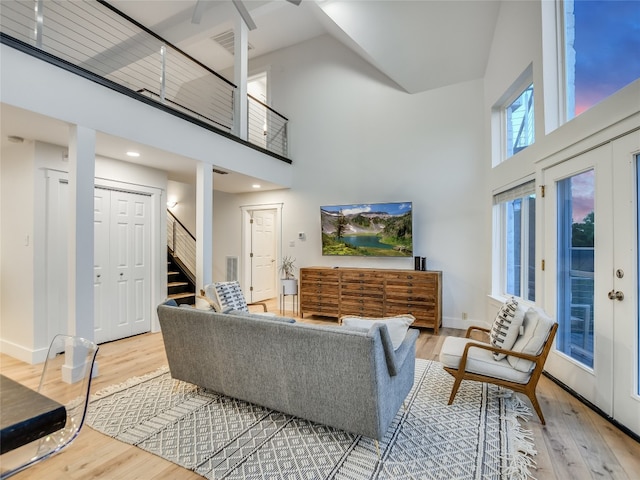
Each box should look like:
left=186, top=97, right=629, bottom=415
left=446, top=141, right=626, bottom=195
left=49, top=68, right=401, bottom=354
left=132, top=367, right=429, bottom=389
left=489, top=298, right=525, bottom=360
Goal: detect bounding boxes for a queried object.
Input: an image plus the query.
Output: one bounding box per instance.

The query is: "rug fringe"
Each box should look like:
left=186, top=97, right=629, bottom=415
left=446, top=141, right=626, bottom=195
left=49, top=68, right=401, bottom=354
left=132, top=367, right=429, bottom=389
left=502, top=394, right=538, bottom=480
left=90, top=366, right=169, bottom=401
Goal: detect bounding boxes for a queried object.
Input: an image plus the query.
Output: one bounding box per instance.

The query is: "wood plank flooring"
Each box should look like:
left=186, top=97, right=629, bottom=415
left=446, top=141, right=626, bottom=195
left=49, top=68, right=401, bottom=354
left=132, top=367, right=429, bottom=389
left=1, top=301, right=638, bottom=479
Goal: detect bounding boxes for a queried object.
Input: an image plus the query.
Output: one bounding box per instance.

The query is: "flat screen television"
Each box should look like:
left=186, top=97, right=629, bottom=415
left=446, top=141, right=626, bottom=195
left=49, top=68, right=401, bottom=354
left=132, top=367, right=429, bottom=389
left=320, top=202, right=413, bottom=257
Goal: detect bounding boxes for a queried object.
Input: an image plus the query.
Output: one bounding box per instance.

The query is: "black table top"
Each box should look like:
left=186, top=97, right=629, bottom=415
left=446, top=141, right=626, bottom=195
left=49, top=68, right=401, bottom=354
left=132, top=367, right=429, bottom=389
left=0, top=374, right=67, bottom=454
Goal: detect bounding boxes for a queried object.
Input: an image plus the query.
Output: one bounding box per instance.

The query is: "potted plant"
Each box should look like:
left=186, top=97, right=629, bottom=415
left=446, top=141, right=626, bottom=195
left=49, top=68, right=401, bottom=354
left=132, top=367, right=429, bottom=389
left=279, top=256, right=298, bottom=295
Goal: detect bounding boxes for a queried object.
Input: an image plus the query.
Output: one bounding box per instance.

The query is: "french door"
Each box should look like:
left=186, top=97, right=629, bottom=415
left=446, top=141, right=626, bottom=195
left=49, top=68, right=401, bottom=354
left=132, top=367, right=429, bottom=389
left=544, top=132, right=640, bottom=436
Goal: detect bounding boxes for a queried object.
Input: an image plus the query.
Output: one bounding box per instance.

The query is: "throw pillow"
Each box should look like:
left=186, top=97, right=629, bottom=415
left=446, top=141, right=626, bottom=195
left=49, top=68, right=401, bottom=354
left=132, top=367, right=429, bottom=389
left=214, top=281, right=249, bottom=312
left=489, top=298, right=525, bottom=360
left=341, top=314, right=415, bottom=350
left=508, top=307, right=555, bottom=372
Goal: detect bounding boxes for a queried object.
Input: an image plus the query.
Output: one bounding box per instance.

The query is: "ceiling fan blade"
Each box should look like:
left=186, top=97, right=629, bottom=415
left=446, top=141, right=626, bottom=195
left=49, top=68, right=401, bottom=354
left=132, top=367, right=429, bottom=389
left=287, top=0, right=302, bottom=5
left=232, top=0, right=257, bottom=31
left=191, top=0, right=206, bottom=24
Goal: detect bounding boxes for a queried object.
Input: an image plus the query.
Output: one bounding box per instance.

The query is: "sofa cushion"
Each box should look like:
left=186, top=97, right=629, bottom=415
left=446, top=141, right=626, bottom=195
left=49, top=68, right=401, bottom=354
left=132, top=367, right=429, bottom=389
left=508, top=307, right=555, bottom=372
left=489, top=298, right=525, bottom=360
left=341, top=315, right=415, bottom=350
left=439, top=336, right=531, bottom=384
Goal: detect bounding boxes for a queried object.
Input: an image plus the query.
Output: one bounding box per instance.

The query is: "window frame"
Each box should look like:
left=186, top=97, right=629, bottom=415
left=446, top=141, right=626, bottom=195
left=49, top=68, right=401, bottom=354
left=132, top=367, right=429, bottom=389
left=493, top=180, right=537, bottom=302
left=491, top=64, right=535, bottom=166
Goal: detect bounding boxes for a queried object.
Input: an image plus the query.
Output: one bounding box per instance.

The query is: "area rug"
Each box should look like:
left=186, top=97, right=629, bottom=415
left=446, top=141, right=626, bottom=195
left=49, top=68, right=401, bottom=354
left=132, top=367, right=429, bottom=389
left=86, top=359, right=536, bottom=479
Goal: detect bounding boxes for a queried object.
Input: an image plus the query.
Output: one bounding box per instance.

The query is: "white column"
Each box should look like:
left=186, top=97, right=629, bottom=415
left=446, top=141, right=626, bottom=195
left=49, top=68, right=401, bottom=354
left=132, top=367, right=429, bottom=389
left=65, top=125, right=96, bottom=382
left=196, top=162, right=213, bottom=302
left=233, top=14, right=249, bottom=140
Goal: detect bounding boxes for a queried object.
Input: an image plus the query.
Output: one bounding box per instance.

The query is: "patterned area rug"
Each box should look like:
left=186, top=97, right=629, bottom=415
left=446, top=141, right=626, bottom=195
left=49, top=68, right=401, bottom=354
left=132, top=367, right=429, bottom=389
left=86, top=359, right=536, bottom=479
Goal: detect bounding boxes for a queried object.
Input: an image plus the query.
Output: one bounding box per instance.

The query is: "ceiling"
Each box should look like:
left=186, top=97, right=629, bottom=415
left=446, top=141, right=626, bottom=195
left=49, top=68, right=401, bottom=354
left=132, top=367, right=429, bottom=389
left=1, top=0, right=501, bottom=192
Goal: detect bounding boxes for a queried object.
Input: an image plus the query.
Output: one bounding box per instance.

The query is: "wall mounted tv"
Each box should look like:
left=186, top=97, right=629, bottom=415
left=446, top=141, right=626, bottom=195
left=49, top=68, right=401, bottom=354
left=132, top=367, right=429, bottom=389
left=320, top=202, right=413, bottom=257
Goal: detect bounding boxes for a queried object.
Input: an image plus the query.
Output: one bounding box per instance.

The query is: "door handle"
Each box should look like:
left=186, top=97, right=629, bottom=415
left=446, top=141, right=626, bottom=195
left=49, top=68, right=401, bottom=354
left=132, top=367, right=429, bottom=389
left=607, top=290, right=624, bottom=301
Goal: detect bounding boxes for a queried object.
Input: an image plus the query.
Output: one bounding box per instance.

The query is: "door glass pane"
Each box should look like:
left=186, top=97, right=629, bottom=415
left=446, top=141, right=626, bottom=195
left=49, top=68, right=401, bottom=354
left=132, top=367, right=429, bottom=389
left=557, top=170, right=595, bottom=368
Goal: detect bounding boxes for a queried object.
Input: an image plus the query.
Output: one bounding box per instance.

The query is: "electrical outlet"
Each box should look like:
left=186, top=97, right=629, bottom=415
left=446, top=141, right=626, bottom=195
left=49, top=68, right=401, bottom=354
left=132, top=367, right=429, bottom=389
left=462, top=312, right=468, bottom=320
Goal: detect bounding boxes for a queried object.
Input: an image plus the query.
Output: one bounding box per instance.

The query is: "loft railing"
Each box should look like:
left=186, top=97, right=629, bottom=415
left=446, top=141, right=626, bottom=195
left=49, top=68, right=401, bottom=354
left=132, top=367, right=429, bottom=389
left=167, top=210, right=196, bottom=284
left=0, top=0, right=289, bottom=159
left=248, top=94, right=288, bottom=159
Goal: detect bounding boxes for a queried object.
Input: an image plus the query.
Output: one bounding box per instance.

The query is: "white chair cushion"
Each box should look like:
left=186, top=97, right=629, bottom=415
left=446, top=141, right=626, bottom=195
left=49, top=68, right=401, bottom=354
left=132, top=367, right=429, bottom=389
left=489, top=298, right=525, bottom=360
left=439, top=336, right=531, bottom=384
left=508, top=307, right=555, bottom=372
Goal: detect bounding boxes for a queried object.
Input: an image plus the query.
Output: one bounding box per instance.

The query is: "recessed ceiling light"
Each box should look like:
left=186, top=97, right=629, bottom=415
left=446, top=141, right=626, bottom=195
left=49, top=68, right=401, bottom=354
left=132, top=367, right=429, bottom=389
left=126, top=151, right=140, bottom=157
left=252, top=184, right=261, bottom=189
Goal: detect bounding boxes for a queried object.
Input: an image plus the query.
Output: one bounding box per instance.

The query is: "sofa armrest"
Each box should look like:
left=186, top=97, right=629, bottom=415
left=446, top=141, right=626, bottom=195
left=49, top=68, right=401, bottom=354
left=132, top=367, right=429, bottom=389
left=379, top=325, right=419, bottom=376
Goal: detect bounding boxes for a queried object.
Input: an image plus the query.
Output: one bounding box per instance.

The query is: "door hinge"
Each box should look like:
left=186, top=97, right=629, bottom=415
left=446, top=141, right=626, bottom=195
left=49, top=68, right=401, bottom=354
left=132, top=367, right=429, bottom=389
left=250, top=218, right=254, bottom=224
left=540, top=185, right=545, bottom=198
left=541, top=259, right=545, bottom=271
left=249, top=252, right=253, bottom=258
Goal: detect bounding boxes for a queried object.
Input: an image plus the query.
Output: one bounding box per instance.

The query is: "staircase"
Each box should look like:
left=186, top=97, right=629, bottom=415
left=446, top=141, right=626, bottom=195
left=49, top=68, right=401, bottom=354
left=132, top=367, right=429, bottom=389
left=167, top=249, right=195, bottom=305
left=166, top=210, right=197, bottom=305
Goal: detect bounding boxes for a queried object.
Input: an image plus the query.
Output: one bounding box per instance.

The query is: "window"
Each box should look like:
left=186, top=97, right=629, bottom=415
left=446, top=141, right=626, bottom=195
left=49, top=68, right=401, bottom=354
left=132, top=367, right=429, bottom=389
left=491, top=66, right=535, bottom=165
left=563, top=0, right=640, bottom=120
left=493, top=181, right=536, bottom=301
left=506, top=84, right=535, bottom=158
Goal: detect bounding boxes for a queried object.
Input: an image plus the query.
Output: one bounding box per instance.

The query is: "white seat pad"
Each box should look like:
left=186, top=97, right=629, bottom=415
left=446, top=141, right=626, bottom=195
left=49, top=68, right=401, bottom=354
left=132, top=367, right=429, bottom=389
left=439, top=336, right=531, bottom=384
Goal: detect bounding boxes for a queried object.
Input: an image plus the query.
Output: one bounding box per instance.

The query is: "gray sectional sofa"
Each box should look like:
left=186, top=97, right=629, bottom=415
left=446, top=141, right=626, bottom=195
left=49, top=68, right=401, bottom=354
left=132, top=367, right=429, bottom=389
left=157, top=301, right=419, bottom=440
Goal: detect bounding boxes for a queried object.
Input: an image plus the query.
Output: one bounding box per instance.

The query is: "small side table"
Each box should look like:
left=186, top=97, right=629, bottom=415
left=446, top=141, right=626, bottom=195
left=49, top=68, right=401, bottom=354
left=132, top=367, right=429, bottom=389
left=280, top=286, right=298, bottom=316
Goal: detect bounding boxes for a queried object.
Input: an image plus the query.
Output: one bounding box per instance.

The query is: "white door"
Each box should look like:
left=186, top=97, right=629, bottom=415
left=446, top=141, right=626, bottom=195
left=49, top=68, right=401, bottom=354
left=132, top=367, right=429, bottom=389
left=611, top=135, right=640, bottom=435
left=544, top=132, right=640, bottom=436
left=249, top=209, right=276, bottom=302
left=94, top=188, right=151, bottom=344
left=93, top=188, right=110, bottom=343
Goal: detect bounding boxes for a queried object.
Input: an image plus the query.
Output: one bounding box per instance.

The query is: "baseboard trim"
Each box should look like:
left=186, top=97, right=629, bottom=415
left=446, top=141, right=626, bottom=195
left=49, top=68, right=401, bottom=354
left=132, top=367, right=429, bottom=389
left=542, top=371, right=640, bottom=444
left=0, top=339, right=48, bottom=364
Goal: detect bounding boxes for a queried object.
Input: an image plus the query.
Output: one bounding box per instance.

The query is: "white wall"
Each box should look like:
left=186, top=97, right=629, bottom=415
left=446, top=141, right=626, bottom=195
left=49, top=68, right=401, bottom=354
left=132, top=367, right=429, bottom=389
left=167, top=180, right=197, bottom=235
left=210, top=35, right=489, bottom=328
left=0, top=141, right=36, bottom=351
left=0, top=139, right=170, bottom=362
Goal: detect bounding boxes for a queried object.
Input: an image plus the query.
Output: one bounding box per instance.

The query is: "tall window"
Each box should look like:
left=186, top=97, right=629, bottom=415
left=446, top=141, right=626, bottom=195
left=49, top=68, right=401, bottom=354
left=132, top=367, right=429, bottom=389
left=494, top=181, right=536, bottom=301
left=563, top=0, right=640, bottom=120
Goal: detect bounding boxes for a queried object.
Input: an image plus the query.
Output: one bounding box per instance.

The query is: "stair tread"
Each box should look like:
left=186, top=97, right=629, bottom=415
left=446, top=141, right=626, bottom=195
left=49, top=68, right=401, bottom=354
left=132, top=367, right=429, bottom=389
left=168, top=292, right=195, bottom=299
left=168, top=281, right=189, bottom=287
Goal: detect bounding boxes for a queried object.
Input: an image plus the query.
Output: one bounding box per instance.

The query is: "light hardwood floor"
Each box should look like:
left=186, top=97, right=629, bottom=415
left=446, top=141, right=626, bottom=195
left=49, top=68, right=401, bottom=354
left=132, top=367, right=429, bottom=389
left=1, top=301, right=639, bottom=479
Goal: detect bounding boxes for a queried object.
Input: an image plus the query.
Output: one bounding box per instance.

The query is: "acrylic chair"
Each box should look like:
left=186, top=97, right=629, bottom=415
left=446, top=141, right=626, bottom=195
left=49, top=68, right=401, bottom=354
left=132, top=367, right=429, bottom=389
left=0, top=335, right=99, bottom=479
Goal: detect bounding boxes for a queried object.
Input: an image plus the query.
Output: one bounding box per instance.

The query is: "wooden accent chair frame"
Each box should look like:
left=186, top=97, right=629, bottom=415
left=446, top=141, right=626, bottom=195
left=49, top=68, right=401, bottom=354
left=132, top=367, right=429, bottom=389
left=443, top=322, right=558, bottom=425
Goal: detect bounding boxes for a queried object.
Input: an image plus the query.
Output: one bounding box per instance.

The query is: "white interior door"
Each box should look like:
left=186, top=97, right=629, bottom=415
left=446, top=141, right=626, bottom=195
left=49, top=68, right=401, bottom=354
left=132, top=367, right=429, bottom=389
left=94, top=188, right=151, bottom=344
left=544, top=132, right=640, bottom=436
left=110, top=190, right=151, bottom=340
left=93, top=188, right=110, bottom=344
left=249, top=209, right=276, bottom=302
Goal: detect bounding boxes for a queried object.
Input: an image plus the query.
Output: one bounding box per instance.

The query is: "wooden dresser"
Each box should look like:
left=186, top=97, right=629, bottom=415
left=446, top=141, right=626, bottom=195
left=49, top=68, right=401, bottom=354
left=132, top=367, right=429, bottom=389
left=300, top=267, right=442, bottom=333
